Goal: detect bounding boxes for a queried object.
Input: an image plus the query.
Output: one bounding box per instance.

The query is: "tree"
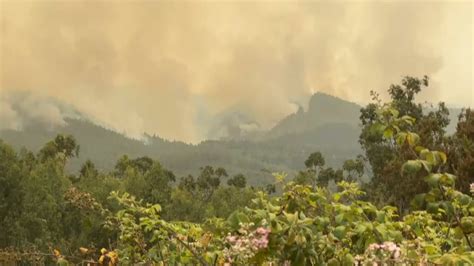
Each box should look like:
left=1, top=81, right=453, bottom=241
left=114, top=155, right=154, bottom=177
left=227, top=174, right=247, bottom=188
left=293, top=170, right=316, bottom=186
left=114, top=155, right=130, bottom=178
left=179, top=175, right=196, bottom=192
left=296, top=152, right=338, bottom=188
left=196, top=166, right=227, bottom=201
left=359, top=76, right=451, bottom=210
left=304, top=152, right=325, bottom=170
left=142, top=163, right=176, bottom=205
left=130, top=156, right=154, bottom=174
left=446, top=108, right=474, bottom=193
left=79, top=159, right=98, bottom=179
left=316, top=167, right=343, bottom=187
left=20, top=144, right=72, bottom=248
left=170, top=167, right=253, bottom=222
left=0, top=140, right=24, bottom=246
left=38, top=134, right=79, bottom=163
left=342, top=155, right=365, bottom=182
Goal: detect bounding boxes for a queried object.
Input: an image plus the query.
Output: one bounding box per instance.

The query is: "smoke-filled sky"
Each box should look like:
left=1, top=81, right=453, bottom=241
left=0, top=1, right=472, bottom=142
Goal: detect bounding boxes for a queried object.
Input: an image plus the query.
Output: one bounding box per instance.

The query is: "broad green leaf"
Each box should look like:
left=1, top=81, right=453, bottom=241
left=439, top=173, right=456, bottom=187
left=420, top=160, right=432, bottom=173
left=342, top=254, right=354, bottom=266
left=389, top=108, right=400, bottom=118
left=355, top=224, right=367, bottom=234
left=284, top=212, right=297, bottom=223
left=402, top=160, right=422, bottom=174
left=333, top=225, right=346, bottom=240
left=424, top=173, right=442, bottom=187
left=426, top=152, right=438, bottom=165
left=396, top=132, right=407, bottom=146
left=426, top=202, right=440, bottom=214
left=406, top=132, right=420, bottom=146
left=437, top=151, right=447, bottom=164
left=375, top=224, right=388, bottom=240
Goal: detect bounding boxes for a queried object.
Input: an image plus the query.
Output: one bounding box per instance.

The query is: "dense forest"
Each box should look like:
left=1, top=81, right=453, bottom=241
left=1, top=76, right=474, bottom=265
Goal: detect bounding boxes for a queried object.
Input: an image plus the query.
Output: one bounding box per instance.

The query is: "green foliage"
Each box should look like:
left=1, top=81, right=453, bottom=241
left=360, top=76, right=452, bottom=211
left=304, top=151, right=325, bottom=170
left=108, top=191, right=213, bottom=265
left=102, top=99, right=474, bottom=265
left=342, top=155, right=364, bottom=182
left=295, top=152, right=344, bottom=188
left=1, top=76, right=474, bottom=265
left=107, top=177, right=474, bottom=265
left=446, top=108, right=474, bottom=193
left=38, top=134, right=79, bottom=163
left=227, top=174, right=247, bottom=188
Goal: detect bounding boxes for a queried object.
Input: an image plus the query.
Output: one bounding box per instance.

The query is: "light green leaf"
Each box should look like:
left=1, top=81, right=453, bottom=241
left=402, top=160, right=423, bottom=174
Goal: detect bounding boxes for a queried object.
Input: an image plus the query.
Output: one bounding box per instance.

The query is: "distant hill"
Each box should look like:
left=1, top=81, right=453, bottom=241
left=0, top=93, right=462, bottom=185
left=267, top=92, right=361, bottom=139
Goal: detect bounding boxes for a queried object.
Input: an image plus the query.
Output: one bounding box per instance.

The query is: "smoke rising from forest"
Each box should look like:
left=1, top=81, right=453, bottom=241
left=1, top=1, right=472, bottom=142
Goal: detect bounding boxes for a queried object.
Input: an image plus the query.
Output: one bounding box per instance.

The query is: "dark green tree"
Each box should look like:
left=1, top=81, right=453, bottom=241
left=38, top=134, right=79, bottom=163
left=227, top=174, right=247, bottom=188
left=79, top=159, right=99, bottom=179
left=360, top=76, right=451, bottom=210
left=0, top=140, right=24, bottom=246
left=304, top=152, right=325, bottom=170
left=342, top=155, right=365, bottom=182
left=196, top=166, right=227, bottom=201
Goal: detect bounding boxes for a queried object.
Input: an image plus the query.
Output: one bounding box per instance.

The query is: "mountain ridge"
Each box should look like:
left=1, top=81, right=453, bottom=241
left=0, top=92, right=461, bottom=184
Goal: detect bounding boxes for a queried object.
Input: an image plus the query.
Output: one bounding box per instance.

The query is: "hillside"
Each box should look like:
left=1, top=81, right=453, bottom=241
left=268, top=92, right=361, bottom=139
left=1, top=93, right=460, bottom=185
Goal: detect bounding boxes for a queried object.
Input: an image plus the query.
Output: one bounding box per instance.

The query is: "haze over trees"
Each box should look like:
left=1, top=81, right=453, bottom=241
left=1, top=76, right=473, bottom=264
left=0, top=92, right=462, bottom=187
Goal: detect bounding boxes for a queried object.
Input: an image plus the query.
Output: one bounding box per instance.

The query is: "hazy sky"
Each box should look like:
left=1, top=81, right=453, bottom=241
left=0, top=1, right=472, bottom=142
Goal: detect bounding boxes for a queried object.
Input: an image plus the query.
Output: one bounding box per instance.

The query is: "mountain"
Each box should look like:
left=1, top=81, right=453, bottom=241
left=1, top=93, right=460, bottom=185
left=268, top=92, right=361, bottom=139
left=0, top=93, right=364, bottom=185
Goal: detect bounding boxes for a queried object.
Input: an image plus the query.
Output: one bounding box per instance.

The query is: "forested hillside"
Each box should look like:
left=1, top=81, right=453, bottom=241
left=1, top=77, right=473, bottom=265
left=0, top=93, right=365, bottom=185
left=0, top=92, right=460, bottom=186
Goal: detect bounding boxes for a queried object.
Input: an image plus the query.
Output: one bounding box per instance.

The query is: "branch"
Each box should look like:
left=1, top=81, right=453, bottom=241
left=159, top=223, right=209, bottom=266
left=438, top=184, right=473, bottom=251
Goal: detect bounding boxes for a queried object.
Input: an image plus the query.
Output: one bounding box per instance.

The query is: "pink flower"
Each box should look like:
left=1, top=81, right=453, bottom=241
left=383, top=242, right=397, bottom=252
left=256, top=227, right=270, bottom=235
left=226, top=235, right=237, bottom=243
left=368, top=243, right=380, bottom=251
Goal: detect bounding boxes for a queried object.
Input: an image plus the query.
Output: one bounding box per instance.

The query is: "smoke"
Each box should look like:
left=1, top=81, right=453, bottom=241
left=0, top=1, right=471, bottom=142
left=0, top=91, right=68, bottom=130
left=0, top=99, right=21, bottom=131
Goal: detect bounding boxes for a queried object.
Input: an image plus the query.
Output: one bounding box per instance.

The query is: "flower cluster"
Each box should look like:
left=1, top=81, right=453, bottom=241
left=470, top=183, right=474, bottom=194
left=356, top=241, right=401, bottom=264
left=223, top=223, right=271, bottom=263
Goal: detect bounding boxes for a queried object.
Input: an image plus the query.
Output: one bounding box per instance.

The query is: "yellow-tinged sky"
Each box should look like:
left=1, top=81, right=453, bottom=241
left=0, top=0, right=472, bottom=142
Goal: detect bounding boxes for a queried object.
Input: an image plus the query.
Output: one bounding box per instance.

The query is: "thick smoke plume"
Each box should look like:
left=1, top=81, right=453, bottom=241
left=1, top=1, right=472, bottom=142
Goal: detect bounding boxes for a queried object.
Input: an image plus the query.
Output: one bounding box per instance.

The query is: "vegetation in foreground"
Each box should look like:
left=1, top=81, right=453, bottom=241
left=1, top=76, right=473, bottom=265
